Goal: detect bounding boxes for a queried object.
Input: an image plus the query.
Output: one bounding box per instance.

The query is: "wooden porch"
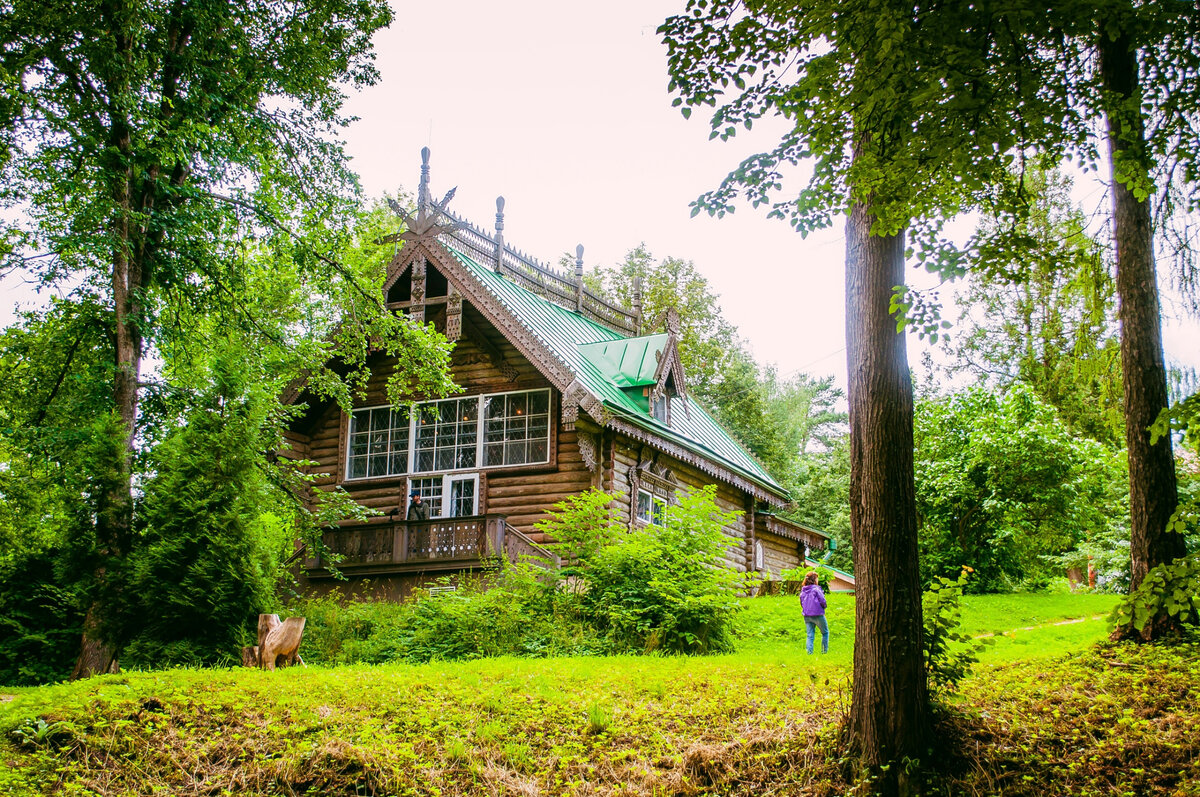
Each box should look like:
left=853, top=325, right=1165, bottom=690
left=304, top=514, right=559, bottom=577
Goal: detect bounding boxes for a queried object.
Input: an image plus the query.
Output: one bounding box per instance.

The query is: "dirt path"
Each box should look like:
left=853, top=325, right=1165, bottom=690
left=972, top=613, right=1108, bottom=639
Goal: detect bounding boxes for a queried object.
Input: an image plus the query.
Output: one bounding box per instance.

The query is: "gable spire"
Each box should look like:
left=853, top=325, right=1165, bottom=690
left=382, top=148, right=466, bottom=246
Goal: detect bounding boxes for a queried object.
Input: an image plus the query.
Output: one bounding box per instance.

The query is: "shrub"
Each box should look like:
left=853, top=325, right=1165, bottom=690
left=923, top=566, right=986, bottom=694
left=574, top=486, right=745, bottom=655
left=780, top=565, right=832, bottom=592
left=288, top=563, right=595, bottom=665
left=1109, top=553, right=1199, bottom=640
left=0, top=550, right=84, bottom=686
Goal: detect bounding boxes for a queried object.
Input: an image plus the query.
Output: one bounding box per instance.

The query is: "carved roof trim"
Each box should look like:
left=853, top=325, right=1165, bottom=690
left=608, top=416, right=785, bottom=505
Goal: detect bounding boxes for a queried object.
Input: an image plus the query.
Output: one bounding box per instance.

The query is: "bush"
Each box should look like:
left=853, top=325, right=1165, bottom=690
left=289, top=564, right=596, bottom=665
left=292, top=487, right=748, bottom=664
left=569, top=486, right=745, bottom=655
left=780, top=565, right=832, bottom=592
left=1109, top=553, right=1199, bottom=640
left=923, top=566, right=986, bottom=694
left=0, top=550, right=84, bottom=685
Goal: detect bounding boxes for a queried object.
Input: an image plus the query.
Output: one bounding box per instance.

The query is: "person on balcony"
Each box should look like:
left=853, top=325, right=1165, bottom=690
left=407, top=489, right=429, bottom=522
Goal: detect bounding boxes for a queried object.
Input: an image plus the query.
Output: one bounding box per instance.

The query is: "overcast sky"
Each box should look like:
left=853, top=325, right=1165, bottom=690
left=3, top=0, right=1197, bottom=391
left=339, top=0, right=1199, bottom=389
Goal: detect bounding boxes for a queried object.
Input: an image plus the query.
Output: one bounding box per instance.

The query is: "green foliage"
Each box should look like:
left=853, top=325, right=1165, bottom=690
left=577, top=486, right=744, bottom=655
left=0, top=552, right=84, bottom=686
left=779, top=565, right=831, bottom=593
left=785, top=436, right=853, bottom=572
left=922, top=567, right=986, bottom=694
left=1110, top=554, right=1200, bottom=638
left=942, top=168, right=1124, bottom=447
left=292, top=566, right=593, bottom=666
left=914, top=384, right=1127, bottom=591
left=108, top=353, right=293, bottom=668
left=534, top=489, right=619, bottom=571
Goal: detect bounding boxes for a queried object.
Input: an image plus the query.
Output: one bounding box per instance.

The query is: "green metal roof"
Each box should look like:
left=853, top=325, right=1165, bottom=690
left=577, top=335, right=666, bottom=387
left=447, top=246, right=787, bottom=498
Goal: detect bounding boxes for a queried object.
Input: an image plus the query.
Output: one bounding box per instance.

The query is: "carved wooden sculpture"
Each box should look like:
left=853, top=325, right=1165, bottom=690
left=241, top=613, right=307, bottom=670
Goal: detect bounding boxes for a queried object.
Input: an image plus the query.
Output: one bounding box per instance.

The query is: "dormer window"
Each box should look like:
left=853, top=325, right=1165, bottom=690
left=651, top=394, right=668, bottom=424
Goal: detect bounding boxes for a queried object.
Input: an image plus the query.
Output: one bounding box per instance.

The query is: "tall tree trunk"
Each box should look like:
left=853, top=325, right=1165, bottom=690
left=845, top=190, right=931, bottom=788
left=73, top=18, right=140, bottom=675
left=1098, top=33, right=1186, bottom=639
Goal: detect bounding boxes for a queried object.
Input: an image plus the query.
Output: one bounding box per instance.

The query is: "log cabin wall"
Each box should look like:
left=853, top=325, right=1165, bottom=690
left=607, top=437, right=752, bottom=573
left=756, top=531, right=803, bottom=577
left=291, top=303, right=595, bottom=540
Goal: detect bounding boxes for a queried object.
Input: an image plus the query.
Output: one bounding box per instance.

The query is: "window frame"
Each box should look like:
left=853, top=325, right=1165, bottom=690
left=407, top=473, right=480, bottom=519
left=636, top=488, right=667, bottom=527
left=345, top=388, right=552, bottom=483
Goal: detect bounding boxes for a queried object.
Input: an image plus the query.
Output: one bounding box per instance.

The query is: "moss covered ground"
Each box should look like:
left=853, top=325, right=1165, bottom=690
left=2, top=592, right=1197, bottom=796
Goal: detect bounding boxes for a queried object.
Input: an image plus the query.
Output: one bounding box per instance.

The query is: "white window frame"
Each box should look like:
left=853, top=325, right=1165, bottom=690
left=345, top=388, right=551, bottom=482
left=407, top=473, right=480, bottom=519
left=636, top=488, right=667, bottom=526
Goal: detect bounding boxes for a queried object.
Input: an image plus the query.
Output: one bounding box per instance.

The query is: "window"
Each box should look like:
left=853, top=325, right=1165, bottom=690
left=651, top=394, right=668, bottom=424
left=637, top=489, right=666, bottom=526
left=754, top=540, right=764, bottom=571
left=408, top=476, right=444, bottom=518
left=347, top=406, right=410, bottom=480
left=414, top=397, right=477, bottom=473
left=345, top=389, right=551, bottom=481
left=407, top=474, right=479, bottom=518
left=483, top=390, right=550, bottom=467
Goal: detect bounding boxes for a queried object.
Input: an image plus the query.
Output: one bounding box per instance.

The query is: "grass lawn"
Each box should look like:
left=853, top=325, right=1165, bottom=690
left=3, top=591, right=1197, bottom=796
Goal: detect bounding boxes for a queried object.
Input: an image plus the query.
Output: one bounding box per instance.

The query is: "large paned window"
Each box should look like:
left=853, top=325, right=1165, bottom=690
left=347, top=406, right=410, bottom=480
left=345, top=389, right=551, bottom=481
left=414, top=397, right=478, bottom=473
left=483, top=390, right=549, bottom=467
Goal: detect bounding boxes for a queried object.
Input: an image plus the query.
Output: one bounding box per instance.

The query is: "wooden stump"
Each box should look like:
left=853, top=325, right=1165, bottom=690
left=242, top=614, right=306, bottom=670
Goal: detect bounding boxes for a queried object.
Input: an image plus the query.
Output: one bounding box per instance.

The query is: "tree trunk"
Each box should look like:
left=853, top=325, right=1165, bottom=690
left=72, top=20, right=141, bottom=676
left=1098, top=33, right=1185, bottom=639
left=844, top=193, right=931, bottom=788
left=70, top=604, right=119, bottom=680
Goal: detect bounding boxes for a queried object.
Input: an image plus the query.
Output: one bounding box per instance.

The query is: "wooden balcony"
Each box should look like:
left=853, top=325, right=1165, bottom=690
left=305, top=514, right=559, bottom=577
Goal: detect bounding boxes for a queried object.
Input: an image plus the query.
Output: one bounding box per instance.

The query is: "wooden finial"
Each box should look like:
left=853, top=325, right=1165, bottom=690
left=665, top=306, right=681, bottom=337
left=632, top=275, right=643, bottom=334
left=574, top=244, right=585, bottom=311
left=494, top=196, right=506, bottom=273
left=418, top=147, right=431, bottom=216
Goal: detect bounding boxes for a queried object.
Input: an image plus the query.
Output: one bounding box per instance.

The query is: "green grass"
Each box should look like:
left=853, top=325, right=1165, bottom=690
left=2, top=591, right=1193, bottom=797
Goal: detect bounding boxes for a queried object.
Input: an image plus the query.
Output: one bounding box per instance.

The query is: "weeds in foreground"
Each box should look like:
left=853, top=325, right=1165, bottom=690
left=1, top=640, right=1196, bottom=796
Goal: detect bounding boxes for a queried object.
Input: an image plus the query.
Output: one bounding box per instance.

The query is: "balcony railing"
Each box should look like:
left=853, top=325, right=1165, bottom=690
left=306, top=514, right=559, bottom=575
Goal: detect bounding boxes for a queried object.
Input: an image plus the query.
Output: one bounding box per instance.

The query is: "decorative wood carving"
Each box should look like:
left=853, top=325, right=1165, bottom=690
left=445, top=288, right=462, bottom=341
left=410, top=257, right=427, bottom=323
left=608, top=417, right=782, bottom=505
left=460, top=314, right=518, bottom=381
left=577, top=432, right=599, bottom=473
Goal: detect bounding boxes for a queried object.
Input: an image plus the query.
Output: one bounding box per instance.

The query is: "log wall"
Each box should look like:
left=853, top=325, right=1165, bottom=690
left=607, top=438, right=751, bottom=573
left=293, top=305, right=589, bottom=528
left=757, top=531, right=803, bottom=577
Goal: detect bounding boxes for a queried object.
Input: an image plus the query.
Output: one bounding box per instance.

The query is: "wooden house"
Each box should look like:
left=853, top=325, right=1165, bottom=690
left=288, top=151, right=828, bottom=597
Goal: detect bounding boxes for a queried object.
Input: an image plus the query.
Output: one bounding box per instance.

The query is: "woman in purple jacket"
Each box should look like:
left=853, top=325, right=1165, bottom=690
left=800, top=571, right=828, bottom=654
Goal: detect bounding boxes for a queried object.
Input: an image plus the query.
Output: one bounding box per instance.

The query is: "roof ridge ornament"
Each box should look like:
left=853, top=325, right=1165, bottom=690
left=574, top=244, right=585, bottom=312
left=494, top=196, right=505, bottom=273
left=381, top=149, right=466, bottom=247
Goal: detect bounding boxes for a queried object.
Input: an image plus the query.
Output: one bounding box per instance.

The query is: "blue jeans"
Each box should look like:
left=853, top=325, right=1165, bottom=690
left=805, top=615, right=829, bottom=654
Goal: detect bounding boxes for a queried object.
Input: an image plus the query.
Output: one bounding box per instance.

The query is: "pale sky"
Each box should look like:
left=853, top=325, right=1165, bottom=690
left=342, top=0, right=1198, bottom=388
left=3, top=0, right=1197, bottom=392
